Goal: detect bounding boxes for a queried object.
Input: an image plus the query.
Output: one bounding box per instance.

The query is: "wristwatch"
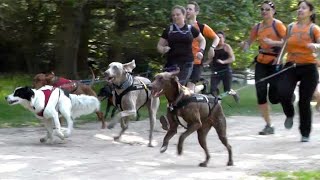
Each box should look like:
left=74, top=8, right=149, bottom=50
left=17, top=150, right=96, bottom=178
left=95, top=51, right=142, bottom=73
left=211, top=45, right=216, bottom=49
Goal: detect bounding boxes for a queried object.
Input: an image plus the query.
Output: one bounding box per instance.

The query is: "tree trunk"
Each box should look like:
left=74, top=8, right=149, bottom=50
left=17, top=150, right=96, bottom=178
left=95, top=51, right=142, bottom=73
left=54, top=1, right=88, bottom=79
left=77, top=3, right=91, bottom=78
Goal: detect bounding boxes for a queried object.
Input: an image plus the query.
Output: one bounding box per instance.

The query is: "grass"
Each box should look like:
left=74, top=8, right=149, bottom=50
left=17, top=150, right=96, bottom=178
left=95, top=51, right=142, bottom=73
left=220, top=82, right=283, bottom=116
left=0, top=73, right=285, bottom=127
left=261, top=170, right=320, bottom=180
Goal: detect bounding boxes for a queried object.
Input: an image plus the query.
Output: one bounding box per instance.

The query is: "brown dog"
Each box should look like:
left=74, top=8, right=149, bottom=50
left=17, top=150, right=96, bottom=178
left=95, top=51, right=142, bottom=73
left=32, top=70, right=106, bottom=129
left=150, top=69, right=233, bottom=167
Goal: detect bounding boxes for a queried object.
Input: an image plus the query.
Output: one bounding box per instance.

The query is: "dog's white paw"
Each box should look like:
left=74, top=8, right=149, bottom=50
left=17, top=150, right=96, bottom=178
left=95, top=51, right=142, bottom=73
left=54, top=129, right=65, bottom=140
left=61, top=127, right=72, bottom=138
left=47, top=138, right=54, bottom=144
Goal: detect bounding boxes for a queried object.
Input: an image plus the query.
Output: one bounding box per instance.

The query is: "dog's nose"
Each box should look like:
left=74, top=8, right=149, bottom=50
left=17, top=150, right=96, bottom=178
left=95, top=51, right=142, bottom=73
left=4, top=96, right=8, bottom=100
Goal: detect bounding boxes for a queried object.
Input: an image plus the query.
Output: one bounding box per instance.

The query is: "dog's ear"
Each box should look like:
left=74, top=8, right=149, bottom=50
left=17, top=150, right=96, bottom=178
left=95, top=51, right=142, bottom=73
left=169, top=67, right=180, bottom=76
left=123, top=59, right=136, bottom=73
left=170, top=75, right=181, bottom=93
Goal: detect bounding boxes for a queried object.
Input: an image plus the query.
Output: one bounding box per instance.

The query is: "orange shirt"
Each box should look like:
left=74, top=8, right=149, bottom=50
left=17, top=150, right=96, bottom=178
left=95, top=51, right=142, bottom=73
left=192, top=22, right=217, bottom=64
left=249, top=19, right=286, bottom=64
left=286, top=23, right=320, bottom=64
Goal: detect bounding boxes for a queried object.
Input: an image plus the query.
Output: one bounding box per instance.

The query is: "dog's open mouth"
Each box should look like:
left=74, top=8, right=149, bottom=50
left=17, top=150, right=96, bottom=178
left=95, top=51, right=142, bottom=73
left=151, top=89, right=163, bottom=97
left=106, top=76, right=115, bottom=83
left=8, top=100, right=18, bottom=105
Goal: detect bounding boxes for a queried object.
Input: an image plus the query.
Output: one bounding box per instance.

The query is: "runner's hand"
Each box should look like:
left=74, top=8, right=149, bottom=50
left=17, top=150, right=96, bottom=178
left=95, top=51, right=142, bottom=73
left=217, top=59, right=224, bottom=64
left=196, top=52, right=204, bottom=60
left=162, top=46, right=171, bottom=54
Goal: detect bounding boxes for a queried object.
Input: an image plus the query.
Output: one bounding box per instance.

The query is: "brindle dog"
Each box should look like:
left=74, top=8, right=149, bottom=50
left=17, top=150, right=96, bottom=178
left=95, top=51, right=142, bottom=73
left=150, top=69, right=233, bottom=167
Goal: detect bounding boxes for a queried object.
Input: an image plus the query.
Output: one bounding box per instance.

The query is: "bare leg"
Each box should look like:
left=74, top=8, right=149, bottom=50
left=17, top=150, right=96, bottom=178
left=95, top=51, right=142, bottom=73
left=259, top=103, right=271, bottom=126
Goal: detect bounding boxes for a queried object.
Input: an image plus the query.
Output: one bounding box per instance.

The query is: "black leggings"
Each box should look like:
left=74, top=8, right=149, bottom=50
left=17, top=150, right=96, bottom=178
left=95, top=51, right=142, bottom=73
left=278, top=63, right=319, bottom=137
left=255, top=62, right=280, bottom=104
left=210, top=69, right=232, bottom=95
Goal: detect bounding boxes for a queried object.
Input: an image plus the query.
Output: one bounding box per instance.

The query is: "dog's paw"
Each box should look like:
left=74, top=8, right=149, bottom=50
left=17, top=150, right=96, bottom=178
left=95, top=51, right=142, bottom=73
left=107, top=124, right=115, bottom=129
left=114, top=136, right=120, bottom=141
left=160, top=146, right=167, bottom=153
left=40, top=137, right=47, bottom=143
left=199, top=162, right=207, bottom=167
left=177, top=145, right=183, bottom=155
left=148, top=142, right=154, bottom=147
left=54, top=130, right=65, bottom=140
left=227, top=161, right=234, bottom=166
left=47, top=138, right=54, bottom=144
left=61, top=128, right=71, bottom=138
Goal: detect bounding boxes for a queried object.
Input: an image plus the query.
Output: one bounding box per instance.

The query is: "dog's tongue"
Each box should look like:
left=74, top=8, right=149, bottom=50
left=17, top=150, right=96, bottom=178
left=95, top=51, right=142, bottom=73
left=151, top=89, right=163, bottom=97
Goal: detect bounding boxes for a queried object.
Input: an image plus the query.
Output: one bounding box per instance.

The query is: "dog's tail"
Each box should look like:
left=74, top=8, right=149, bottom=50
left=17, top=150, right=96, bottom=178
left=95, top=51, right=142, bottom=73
left=69, top=94, right=100, bottom=119
left=89, top=67, right=95, bottom=87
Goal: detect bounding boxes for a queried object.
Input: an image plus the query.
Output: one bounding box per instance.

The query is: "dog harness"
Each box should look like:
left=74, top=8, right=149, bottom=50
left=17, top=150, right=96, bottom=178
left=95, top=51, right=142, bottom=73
left=113, top=73, right=150, bottom=111
left=36, top=89, right=54, bottom=117
left=169, top=94, right=220, bottom=129
left=52, top=77, right=78, bottom=93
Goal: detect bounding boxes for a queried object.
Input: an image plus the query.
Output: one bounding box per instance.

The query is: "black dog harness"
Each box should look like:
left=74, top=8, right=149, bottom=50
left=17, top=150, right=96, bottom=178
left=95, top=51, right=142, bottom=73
left=169, top=94, right=220, bottom=129
left=113, top=73, right=150, bottom=111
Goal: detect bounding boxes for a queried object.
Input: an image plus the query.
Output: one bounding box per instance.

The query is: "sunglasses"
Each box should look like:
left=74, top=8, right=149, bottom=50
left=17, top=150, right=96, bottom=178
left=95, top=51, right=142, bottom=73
left=260, top=8, right=271, bottom=12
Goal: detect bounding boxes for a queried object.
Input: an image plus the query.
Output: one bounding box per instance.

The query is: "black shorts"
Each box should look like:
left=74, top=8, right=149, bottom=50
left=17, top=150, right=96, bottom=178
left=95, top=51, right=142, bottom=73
left=190, top=64, right=202, bottom=83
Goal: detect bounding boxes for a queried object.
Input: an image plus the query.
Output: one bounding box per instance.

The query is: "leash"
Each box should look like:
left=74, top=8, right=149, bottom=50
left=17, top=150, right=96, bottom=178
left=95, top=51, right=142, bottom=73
left=218, top=63, right=296, bottom=99
left=256, top=63, right=295, bottom=84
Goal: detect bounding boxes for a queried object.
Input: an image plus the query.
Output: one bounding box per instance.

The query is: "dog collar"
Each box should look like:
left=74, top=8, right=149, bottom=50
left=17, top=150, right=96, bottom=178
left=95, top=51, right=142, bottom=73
left=113, top=73, right=133, bottom=90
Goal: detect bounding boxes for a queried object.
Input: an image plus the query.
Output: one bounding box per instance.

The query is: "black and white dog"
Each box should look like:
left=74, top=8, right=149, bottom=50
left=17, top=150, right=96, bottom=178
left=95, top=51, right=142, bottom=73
left=5, top=85, right=100, bottom=144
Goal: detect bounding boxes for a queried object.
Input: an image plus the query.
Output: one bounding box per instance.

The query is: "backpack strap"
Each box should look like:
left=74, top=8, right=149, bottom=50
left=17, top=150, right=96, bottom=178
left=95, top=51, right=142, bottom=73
left=309, top=23, right=316, bottom=43
left=168, top=24, right=192, bottom=35
left=169, top=24, right=173, bottom=35
left=272, top=20, right=281, bottom=38
left=256, top=20, right=281, bottom=38
left=255, top=23, right=260, bottom=36
left=287, top=22, right=294, bottom=38
left=187, top=24, right=192, bottom=32
left=197, top=22, right=205, bottom=34
left=287, top=23, right=315, bottom=43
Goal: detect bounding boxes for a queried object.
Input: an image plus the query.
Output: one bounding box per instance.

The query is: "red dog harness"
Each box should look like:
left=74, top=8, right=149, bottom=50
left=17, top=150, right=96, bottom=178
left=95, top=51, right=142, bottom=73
left=52, top=77, right=78, bottom=93
left=52, top=77, right=72, bottom=87
left=37, top=89, right=53, bottom=117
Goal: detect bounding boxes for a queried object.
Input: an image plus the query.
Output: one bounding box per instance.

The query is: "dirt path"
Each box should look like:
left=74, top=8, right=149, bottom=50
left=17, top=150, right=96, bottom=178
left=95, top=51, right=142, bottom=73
left=1, top=113, right=320, bottom=180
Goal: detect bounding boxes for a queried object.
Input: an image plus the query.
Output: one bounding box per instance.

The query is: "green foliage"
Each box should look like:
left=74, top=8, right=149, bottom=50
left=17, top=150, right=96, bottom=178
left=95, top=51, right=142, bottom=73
left=0, top=74, right=39, bottom=127
left=1, top=0, right=320, bottom=75
left=261, top=170, right=320, bottom=180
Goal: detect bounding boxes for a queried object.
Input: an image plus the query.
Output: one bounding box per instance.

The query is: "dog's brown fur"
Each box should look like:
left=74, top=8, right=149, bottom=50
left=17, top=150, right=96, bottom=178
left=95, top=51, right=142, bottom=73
left=151, top=70, right=233, bottom=167
left=32, top=71, right=106, bottom=129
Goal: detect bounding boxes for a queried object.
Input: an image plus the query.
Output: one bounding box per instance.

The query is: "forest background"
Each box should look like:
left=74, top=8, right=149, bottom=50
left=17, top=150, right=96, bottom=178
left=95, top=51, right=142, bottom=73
left=0, top=0, right=319, bottom=78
